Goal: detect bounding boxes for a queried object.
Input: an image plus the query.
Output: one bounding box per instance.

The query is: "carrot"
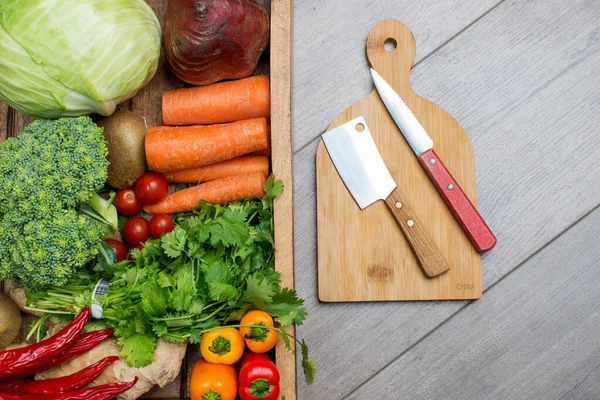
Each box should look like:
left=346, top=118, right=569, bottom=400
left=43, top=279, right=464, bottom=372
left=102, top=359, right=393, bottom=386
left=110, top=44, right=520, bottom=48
left=143, top=172, right=266, bottom=214
left=250, top=125, right=271, bottom=156
left=145, top=118, right=268, bottom=173
left=162, top=76, right=270, bottom=126
left=163, top=155, right=269, bottom=183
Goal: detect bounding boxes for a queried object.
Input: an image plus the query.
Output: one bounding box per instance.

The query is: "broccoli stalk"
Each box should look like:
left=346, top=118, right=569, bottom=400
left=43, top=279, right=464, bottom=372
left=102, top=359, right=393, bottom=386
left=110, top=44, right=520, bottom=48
left=81, top=192, right=118, bottom=239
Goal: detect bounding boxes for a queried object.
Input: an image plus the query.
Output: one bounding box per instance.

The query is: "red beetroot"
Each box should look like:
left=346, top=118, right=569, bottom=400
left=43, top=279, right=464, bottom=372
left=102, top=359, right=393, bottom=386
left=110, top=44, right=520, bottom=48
left=163, top=0, right=269, bottom=85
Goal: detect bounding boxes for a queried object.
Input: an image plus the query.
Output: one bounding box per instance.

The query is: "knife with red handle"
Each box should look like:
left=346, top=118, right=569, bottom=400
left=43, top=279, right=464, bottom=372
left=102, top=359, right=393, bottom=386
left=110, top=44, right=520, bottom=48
left=418, top=149, right=496, bottom=252
left=371, top=68, right=496, bottom=252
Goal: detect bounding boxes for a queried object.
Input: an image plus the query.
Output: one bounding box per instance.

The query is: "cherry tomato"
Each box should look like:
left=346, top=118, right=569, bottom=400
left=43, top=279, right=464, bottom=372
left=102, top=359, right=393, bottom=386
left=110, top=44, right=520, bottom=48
left=135, top=172, right=168, bottom=205
left=150, top=213, right=175, bottom=237
left=105, top=239, right=126, bottom=263
left=122, top=217, right=150, bottom=245
left=114, top=188, right=142, bottom=216
left=127, top=244, right=144, bottom=261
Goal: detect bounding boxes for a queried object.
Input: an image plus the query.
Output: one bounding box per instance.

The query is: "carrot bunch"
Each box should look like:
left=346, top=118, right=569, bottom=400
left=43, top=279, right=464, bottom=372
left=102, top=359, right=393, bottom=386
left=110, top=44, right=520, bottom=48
left=143, top=76, right=272, bottom=214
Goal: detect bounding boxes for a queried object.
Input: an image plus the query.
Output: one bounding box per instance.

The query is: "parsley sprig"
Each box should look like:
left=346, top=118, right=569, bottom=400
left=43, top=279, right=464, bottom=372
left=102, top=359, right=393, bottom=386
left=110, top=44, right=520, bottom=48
left=26, top=177, right=315, bottom=384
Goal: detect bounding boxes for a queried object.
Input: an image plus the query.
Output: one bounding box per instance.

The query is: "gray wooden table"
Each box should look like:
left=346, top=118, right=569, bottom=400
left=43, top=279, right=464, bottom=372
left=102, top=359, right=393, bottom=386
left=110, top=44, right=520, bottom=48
left=292, top=0, right=600, bottom=398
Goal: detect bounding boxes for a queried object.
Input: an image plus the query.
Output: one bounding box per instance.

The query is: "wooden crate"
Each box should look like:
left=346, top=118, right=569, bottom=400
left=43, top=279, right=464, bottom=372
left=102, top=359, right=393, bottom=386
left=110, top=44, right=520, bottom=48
left=0, top=0, right=296, bottom=398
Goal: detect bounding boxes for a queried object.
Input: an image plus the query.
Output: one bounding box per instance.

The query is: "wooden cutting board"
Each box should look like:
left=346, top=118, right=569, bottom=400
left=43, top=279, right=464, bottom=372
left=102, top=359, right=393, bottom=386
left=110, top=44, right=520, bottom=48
left=316, top=19, right=482, bottom=302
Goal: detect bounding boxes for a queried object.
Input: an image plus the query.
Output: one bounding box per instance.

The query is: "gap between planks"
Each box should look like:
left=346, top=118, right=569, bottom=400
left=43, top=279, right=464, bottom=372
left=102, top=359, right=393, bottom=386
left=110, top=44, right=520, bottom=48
left=342, top=200, right=600, bottom=399
left=291, top=0, right=507, bottom=157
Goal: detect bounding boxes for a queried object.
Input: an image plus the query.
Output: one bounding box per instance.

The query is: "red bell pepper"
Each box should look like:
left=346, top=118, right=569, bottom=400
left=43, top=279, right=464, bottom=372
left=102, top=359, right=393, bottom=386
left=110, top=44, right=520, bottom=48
left=238, top=352, right=280, bottom=400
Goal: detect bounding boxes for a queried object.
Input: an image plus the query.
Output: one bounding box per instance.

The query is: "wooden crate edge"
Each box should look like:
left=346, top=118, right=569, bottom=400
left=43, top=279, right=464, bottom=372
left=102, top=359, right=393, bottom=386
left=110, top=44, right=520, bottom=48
left=270, top=0, right=296, bottom=399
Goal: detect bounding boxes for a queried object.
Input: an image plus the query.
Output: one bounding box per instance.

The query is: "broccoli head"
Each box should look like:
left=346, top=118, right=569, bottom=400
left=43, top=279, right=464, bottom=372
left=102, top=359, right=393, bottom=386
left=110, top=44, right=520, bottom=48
left=0, top=117, right=109, bottom=216
left=0, top=116, right=116, bottom=289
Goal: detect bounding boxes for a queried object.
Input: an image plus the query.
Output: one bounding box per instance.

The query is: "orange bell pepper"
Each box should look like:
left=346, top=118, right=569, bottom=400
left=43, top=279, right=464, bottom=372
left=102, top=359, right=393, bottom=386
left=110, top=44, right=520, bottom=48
left=239, top=310, right=278, bottom=353
left=189, top=359, right=237, bottom=400
left=200, top=328, right=245, bottom=365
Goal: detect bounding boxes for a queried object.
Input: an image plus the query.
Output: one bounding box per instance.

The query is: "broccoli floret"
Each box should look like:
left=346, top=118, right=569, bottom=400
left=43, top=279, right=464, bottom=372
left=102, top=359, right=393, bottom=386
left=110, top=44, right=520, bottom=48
left=0, top=116, right=116, bottom=289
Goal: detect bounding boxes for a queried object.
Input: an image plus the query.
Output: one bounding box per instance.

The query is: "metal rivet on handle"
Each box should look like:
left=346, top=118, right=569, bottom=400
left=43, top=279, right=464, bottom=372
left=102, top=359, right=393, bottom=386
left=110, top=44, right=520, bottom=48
left=407, top=219, right=414, bottom=227
left=395, top=201, right=402, bottom=209
left=447, top=184, right=455, bottom=191
left=429, top=158, right=436, bottom=165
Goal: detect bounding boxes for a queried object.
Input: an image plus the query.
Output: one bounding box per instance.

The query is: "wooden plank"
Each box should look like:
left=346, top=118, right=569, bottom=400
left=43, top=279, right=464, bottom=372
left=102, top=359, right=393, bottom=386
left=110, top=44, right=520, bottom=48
left=0, top=103, right=7, bottom=143
left=348, top=206, right=600, bottom=399
left=6, top=108, right=34, bottom=138
left=271, top=1, right=297, bottom=399
left=294, top=0, right=600, bottom=397
left=130, top=0, right=183, bottom=129
left=316, top=20, right=481, bottom=302
left=292, top=0, right=499, bottom=151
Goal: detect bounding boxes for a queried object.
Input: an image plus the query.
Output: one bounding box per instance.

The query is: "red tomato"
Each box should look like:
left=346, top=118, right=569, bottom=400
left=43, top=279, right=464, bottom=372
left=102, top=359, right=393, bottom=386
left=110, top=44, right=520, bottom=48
left=105, top=239, right=126, bottom=262
left=122, top=217, right=150, bottom=245
left=127, top=244, right=144, bottom=261
left=150, top=214, right=175, bottom=237
left=114, top=188, right=142, bottom=216
left=135, top=172, right=168, bottom=205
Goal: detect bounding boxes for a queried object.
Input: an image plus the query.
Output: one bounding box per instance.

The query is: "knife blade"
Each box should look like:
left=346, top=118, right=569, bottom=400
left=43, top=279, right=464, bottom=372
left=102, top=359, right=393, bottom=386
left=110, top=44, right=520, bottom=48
left=370, top=68, right=496, bottom=252
left=322, top=117, right=450, bottom=278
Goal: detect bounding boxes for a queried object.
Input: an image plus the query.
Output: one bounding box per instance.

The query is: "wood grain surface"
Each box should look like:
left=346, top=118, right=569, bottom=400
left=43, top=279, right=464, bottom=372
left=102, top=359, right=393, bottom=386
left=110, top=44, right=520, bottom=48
left=348, top=206, right=600, bottom=399
left=3, top=0, right=600, bottom=398
left=0, top=0, right=295, bottom=399
left=293, top=0, right=600, bottom=398
left=293, top=0, right=499, bottom=152
left=383, top=187, right=451, bottom=278
left=316, top=20, right=481, bottom=302
left=270, top=0, right=297, bottom=399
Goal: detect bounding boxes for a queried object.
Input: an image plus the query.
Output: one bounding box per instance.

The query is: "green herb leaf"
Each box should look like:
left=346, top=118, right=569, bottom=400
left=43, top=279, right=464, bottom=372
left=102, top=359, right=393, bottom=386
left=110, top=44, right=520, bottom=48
left=208, top=208, right=249, bottom=247
left=225, top=304, right=253, bottom=323
left=119, top=334, right=156, bottom=367
left=264, top=176, right=284, bottom=201
left=170, top=269, right=195, bottom=312
left=94, top=240, right=116, bottom=272
left=188, top=299, right=205, bottom=315
left=301, top=339, right=316, bottom=385
left=239, top=274, right=278, bottom=309
left=161, top=226, right=187, bottom=258
left=279, top=328, right=292, bottom=351
left=153, top=321, right=168, bottom=337
left=140, top=280, right=168, bottom=317
left=267, top=288, right=307, bottom=326
left=189, top=329, right=202, bottom=344
left=208, top=282, right=239, bottom=302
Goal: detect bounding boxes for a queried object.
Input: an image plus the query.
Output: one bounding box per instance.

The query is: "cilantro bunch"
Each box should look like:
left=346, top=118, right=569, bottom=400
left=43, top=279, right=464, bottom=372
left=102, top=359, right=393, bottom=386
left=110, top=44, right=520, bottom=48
left=26, top=178, right=314, bottom=382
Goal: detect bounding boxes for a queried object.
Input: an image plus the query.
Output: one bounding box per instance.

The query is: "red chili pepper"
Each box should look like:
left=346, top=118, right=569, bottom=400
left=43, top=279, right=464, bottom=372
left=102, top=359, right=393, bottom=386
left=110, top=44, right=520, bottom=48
left=238, top=352, right=280, bottom=400
left=0, top=356, right=119, bottom=394
left=0, top=377, right=137, bottom=400
left=0, top=306, right=90, bottom=382
left=44, top=329, right=114, bottom=370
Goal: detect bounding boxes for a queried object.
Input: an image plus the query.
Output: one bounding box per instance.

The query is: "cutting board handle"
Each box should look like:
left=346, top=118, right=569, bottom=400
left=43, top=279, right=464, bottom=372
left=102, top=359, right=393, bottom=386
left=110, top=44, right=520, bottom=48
left=367, top=19, right=416, bottom=95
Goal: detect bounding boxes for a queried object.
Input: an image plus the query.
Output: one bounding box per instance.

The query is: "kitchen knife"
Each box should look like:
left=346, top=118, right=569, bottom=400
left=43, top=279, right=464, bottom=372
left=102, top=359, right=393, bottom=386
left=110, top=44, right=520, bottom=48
left=370, top=68, right=497, bottom=252
left=322, top=117, right=450, bottom=278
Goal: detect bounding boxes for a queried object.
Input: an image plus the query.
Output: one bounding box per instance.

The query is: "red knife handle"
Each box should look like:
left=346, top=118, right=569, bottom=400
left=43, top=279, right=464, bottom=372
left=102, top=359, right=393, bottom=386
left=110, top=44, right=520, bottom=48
left=418, top=149, right=496, bottom=252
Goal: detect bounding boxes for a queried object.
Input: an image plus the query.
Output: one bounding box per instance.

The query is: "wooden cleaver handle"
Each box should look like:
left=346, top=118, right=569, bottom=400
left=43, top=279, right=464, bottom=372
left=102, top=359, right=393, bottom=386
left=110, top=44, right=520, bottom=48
left=384, top=187, right=450, bottom=277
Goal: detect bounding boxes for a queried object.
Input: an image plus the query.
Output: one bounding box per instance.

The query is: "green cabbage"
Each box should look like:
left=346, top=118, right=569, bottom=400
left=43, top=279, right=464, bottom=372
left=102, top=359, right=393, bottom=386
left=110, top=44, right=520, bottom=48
left=0, top=0, right=161, bottom=118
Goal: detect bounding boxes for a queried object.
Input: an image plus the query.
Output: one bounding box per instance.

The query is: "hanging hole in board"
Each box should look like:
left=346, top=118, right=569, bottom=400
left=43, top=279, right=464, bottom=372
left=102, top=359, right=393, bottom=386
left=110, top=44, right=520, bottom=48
left=384, top=38, right=397, bottom=51
left=355, top=123, right=365, bottom=132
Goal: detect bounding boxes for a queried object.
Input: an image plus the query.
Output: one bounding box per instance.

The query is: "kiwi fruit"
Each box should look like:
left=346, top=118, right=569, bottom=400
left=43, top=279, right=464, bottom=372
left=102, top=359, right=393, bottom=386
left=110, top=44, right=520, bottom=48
left=97, top=111, right=148, bottom=189
left=0, top=293, right=22, bottom=348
